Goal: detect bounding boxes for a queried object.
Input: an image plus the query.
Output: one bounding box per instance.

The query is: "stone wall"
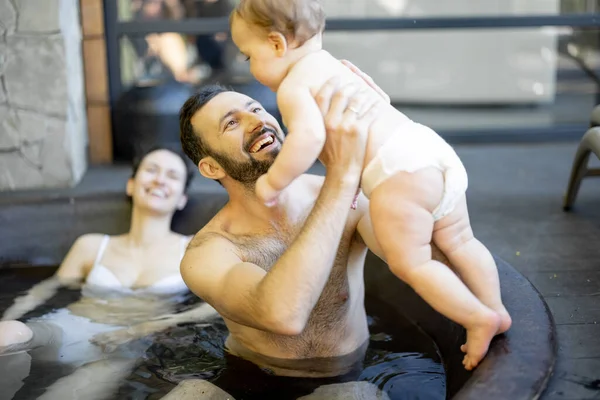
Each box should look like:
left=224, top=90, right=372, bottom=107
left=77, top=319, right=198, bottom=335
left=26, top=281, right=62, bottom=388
left=0, top=0, right=87, bottom=191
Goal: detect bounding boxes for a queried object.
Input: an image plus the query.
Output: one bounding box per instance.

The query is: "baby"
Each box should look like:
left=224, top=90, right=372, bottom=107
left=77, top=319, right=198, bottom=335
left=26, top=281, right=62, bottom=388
left=230, top=0, right=512, bottom=370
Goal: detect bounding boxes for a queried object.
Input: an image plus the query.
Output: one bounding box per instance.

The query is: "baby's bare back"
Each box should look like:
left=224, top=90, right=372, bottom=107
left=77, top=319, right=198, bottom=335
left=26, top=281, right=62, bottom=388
left=285, top=50, right=412, bottom=165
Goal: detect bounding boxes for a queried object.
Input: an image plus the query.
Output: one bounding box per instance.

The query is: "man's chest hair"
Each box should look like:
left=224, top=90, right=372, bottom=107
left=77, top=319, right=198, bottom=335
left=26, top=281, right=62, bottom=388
left=234, top=234, right=289, bottom=271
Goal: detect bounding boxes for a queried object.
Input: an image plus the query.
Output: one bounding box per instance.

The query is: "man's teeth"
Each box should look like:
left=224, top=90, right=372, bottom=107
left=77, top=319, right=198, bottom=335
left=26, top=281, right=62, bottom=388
left=250, top=136, right=274, bottom=153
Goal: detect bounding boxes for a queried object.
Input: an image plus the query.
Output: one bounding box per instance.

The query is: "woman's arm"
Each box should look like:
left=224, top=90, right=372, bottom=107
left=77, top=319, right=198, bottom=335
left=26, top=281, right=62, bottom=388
left=90, top=302, right=220, bottom=352
left=1, top=234, right=102, bottom=321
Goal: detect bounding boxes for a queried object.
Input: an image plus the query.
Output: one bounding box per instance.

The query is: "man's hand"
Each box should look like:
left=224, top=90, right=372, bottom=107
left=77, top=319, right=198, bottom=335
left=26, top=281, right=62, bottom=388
left=341, top=59, right=391, bottom=104
left=314, top=77, right=381, bottom=177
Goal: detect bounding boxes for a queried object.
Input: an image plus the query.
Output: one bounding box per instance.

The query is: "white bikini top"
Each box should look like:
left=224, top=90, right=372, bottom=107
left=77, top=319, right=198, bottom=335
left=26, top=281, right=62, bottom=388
left=84, top=235, right=190, bottom=295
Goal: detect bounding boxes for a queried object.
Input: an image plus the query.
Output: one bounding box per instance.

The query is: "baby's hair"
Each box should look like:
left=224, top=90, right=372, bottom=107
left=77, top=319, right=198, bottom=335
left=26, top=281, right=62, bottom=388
left=233, top=0, right=325, bottom=45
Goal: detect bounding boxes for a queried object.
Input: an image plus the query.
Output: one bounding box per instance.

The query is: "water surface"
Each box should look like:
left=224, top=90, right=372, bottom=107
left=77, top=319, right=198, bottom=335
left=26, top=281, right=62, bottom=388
left=0, top=266, right=446, bottom=399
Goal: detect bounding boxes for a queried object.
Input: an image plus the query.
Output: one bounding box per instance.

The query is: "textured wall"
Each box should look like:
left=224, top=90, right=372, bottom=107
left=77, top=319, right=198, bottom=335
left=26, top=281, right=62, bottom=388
left=0, top=0, right=87, bottom=191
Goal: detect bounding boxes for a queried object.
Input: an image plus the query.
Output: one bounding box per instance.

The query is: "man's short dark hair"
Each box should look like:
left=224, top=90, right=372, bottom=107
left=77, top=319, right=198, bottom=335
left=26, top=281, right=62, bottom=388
left=132, top=144, right=196, bottom=192
left=179, top=84, right=230, bottom=166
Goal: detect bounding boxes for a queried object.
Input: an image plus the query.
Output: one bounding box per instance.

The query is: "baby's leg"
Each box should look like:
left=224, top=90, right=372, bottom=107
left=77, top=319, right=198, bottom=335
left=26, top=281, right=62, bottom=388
left=369, top=168, right=500, bottom=371
left=432, top=196, right=512, bottom=335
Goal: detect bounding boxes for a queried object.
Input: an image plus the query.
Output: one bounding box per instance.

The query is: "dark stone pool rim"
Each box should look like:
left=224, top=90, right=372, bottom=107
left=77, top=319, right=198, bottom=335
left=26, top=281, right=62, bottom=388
left=0, top=182, right=557, bottom=399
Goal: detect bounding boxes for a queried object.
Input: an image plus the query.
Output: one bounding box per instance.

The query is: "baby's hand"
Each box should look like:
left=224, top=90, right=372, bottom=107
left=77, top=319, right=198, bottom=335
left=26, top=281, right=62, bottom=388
left=256, top=174, right=281, bottom=207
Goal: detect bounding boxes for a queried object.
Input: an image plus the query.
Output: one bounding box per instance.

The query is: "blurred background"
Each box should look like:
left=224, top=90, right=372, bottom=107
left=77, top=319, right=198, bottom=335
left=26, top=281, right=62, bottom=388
left=107, top=0, right=600, bottom=156
left=1, top=0, right=600, bottom=189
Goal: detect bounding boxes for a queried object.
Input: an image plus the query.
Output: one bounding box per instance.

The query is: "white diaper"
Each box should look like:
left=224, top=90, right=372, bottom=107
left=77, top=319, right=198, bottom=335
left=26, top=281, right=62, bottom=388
left=361, top=122, right=468, bottom=221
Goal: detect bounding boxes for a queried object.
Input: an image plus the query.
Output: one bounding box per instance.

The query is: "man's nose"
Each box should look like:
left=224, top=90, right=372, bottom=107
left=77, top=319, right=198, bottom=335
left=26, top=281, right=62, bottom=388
left=246, top=113, right=265, bottom=135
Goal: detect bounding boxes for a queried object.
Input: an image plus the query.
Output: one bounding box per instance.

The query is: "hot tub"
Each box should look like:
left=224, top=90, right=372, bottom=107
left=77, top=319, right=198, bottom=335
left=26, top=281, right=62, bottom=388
left=0, top=185, right=556, bottom=399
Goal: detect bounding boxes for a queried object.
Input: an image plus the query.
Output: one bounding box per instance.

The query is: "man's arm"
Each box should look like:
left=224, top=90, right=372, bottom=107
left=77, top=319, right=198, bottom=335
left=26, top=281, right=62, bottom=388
left=182, top=172, right=361, bottom=336
left=183, top=77, right=380, bottom=336
left=257, top=84, right=326, bottom=201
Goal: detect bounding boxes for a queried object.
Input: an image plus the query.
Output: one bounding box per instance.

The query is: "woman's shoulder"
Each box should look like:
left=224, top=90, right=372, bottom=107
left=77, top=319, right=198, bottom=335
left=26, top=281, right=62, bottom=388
left=70, top=233, right=112, bottom=263
left=73, top=233, right=109, bottom=249
left=56, top=234, right=110, bottom=280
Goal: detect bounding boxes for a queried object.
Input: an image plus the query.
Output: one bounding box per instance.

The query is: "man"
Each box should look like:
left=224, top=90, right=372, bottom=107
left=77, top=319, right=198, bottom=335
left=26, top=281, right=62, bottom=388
left=178, top=66, right=450, bottom=398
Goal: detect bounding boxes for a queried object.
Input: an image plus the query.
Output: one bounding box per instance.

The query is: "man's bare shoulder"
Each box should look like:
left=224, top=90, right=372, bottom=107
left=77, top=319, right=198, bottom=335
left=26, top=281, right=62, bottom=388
left=185, top=210, right=232, bottom=251
left=187, top=230, right=227, bottom=251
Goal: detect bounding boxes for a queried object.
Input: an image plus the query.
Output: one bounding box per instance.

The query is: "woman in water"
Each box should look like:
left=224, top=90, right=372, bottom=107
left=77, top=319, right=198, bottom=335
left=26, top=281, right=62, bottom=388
left=0, top=145, right=219, bottom=400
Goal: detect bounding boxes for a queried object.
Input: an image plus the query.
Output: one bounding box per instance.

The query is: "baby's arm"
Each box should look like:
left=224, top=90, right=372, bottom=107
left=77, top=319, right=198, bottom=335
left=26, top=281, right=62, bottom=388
left=256, top=82, right=326, bottom=204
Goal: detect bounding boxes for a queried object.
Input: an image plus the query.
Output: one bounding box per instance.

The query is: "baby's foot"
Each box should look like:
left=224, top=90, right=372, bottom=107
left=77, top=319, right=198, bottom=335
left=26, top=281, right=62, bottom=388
left=0, top=320, right=33, bottom=355
left=495, top=308, right=512, bottom=335
left=460, top=310, right=500, bottom=370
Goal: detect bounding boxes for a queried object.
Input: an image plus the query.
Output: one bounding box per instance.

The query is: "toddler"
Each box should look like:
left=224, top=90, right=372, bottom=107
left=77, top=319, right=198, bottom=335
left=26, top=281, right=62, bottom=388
left=230, top=0, right=512, bottom=370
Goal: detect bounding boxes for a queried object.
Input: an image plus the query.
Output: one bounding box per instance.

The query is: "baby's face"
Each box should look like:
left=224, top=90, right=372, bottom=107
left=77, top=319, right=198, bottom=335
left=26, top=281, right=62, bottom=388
left=231, top=14, right=290, bottom=91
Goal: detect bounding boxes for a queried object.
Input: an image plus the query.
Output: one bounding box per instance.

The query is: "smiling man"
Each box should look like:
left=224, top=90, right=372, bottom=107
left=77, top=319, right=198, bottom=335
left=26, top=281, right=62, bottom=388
left=178, top=70, right=450, bottom=398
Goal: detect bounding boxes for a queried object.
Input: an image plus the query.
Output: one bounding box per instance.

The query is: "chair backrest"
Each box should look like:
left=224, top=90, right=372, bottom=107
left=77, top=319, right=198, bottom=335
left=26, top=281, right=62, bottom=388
left=591, top=104, right=600, bottom=127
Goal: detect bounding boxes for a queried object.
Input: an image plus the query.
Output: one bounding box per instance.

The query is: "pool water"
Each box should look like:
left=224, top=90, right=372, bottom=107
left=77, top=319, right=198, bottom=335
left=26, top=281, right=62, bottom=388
left=0, top=266, right=446, bottom=400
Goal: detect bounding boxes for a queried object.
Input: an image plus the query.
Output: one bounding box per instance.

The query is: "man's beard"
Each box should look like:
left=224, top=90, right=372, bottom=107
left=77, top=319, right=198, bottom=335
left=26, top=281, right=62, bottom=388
left=210, top=127, right=283, bottom=186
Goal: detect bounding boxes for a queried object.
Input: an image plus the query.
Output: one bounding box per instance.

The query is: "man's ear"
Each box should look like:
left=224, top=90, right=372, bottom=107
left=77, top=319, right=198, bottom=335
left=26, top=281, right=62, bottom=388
left=267, top=31, right=288, bottom=57
left=198, top=157, right=226, bottom=181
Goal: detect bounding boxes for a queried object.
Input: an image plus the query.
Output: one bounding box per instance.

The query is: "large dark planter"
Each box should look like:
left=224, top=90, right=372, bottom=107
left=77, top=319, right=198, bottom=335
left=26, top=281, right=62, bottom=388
left=112, top=81, right=196, bottom=162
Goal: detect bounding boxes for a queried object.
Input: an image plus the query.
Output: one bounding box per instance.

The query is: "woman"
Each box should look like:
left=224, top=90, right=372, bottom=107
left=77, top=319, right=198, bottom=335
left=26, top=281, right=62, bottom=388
left=0, top=146, right=218, bottom=400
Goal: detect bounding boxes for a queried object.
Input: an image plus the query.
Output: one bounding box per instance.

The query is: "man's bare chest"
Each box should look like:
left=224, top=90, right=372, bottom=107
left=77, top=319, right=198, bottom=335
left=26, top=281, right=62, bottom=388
left=235, top=234, right=289, bottom=271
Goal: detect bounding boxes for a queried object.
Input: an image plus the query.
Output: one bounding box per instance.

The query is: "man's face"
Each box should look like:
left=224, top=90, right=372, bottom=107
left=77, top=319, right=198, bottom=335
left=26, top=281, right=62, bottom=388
left=191, top=91, right=285, bottom=184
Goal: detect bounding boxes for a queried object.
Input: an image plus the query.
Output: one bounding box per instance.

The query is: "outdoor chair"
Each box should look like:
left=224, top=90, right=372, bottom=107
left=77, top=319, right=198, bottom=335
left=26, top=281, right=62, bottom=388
left=563, top=105, right=600, bottom=211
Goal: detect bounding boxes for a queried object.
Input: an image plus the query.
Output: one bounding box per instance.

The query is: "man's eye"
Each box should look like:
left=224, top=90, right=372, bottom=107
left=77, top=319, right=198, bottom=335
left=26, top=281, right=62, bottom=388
left=226, top=120, right=236, bottom=127
left=252, top=107, right=262, bottom=113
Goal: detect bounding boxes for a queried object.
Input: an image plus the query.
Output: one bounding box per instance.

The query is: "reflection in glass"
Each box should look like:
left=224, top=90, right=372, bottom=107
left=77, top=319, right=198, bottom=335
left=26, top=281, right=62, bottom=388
left=115, top=0, right=600, bottom=135
left=117, top=0, right=600, bottom=21
left=324, top=27, right=600, bottom=133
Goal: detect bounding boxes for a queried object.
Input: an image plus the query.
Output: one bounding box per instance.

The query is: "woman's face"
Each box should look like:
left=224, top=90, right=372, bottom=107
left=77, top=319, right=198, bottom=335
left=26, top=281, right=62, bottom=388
left=127, top=149, right=188, bottom=215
